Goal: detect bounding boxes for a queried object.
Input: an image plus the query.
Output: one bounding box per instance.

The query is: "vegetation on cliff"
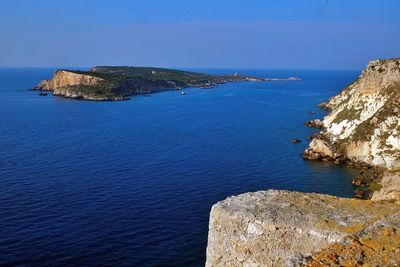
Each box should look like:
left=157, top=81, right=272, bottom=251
left=304, top=58, right=400, bottom=170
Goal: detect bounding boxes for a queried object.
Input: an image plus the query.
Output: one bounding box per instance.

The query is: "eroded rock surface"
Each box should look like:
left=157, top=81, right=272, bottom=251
left=305, top=213, right=400, bottom=266
left=35, top=70, right=111, bottom=100
left=304, top=119, right=323, bottom=129
left=35, top=70, right=103, bottom=91
left=304, top=58, right=400, bottom=170
left=372, top=172, right=400, bottom=203
left=206, top=190, right=400, bottom=267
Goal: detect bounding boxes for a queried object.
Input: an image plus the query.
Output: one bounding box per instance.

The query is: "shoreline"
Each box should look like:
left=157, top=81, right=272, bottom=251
left=303, top=108, right=386, bottom=200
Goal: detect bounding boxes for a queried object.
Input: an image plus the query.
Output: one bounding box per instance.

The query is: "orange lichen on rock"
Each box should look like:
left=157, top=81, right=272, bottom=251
left=307, top=224, right=400, bottom=266
left=206, top=190, right=400, bottom=266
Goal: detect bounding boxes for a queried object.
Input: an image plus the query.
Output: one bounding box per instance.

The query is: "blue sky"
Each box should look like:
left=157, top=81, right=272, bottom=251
left=1, top=0, right=399, bottom=69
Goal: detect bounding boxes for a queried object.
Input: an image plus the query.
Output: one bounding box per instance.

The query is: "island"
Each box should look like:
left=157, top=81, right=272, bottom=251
left=34, top=66, right=302, bottom=101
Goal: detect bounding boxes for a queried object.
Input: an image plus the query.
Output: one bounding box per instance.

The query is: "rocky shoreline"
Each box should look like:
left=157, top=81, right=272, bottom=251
left=302, top=58, right=400, bottom=200
left=205, top=58, right=400, bottom=266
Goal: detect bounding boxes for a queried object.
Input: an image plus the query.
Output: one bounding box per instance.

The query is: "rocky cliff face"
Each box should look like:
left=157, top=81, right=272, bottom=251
left=206, top=190, right=400, bottom=266
left=34, top=70, right=116, bottom=100
left=371, top=171, right=400, bottom=202
left=36, top=70, right=103, bottom=91
left=304, top=58, right=400, bottom=170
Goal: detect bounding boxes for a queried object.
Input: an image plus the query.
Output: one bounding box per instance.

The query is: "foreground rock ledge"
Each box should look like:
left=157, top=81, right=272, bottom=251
left=206, top=190, right=400, bottom=266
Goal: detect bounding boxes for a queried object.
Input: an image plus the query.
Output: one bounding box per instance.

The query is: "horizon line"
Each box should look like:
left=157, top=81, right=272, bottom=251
left=0, top=65, right=362, bottom=71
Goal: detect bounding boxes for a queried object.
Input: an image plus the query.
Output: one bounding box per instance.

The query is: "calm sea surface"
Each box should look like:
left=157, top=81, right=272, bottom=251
left=0, top=68, right=360, bottom=266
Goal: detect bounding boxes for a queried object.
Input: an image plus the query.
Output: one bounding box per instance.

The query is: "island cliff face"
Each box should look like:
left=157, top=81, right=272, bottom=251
left=35, top=70, right=107, bottom=100
left=36, top=70, right=103, bottom=90
left=206, top=59, right=400, bottom=266
left=304, top=58, right=400, bottom=170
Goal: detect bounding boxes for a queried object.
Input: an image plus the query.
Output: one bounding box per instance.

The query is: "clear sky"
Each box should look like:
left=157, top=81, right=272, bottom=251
left=1, top=0, right=399, bottom=69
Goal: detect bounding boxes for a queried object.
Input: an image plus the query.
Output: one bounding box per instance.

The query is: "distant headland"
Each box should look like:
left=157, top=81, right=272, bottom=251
left=34, top=66, right=302, bottom=101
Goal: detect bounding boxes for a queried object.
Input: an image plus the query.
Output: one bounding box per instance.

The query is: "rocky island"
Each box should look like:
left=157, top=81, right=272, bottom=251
left=206, top=58, right=400, bottom=266
left=34, top=66, right=301, bottom=101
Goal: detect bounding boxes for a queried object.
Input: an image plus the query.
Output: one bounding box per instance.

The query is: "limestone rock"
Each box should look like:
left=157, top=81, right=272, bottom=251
left=304, top=58, right=400, bottom=170
left=305, top=214, right=400, bottom=266
left=205, top=189, right=400, bottom=266
left=307, top=138, right=334, bottom=158
left=35, top=70, right=103, bottom=91
left=303, top=137, right=335, bottom=160
left=34, top=70, right=110, bottom=100
left=372, top=172, right=400, bottom=203
left=304, top=119, right=323, bottom=129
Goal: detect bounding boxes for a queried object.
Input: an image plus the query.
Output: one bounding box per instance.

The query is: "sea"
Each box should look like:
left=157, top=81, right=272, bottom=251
left=0, top=68, right=361, bottom=266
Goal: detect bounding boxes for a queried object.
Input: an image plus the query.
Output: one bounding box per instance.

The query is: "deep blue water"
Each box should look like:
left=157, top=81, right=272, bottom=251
left=0, top=68, right=360, bottom=266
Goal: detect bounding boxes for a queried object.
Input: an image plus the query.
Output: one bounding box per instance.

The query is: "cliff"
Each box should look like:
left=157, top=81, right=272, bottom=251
left=304, top=58, right=400, bottom=170
left=206, top=58, right=400, bottom=266
left=206, top=190, right=400, bottom=266
left=34, top=66, right=268, bottom=101
left=34, top=70, right=111, bottom=100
